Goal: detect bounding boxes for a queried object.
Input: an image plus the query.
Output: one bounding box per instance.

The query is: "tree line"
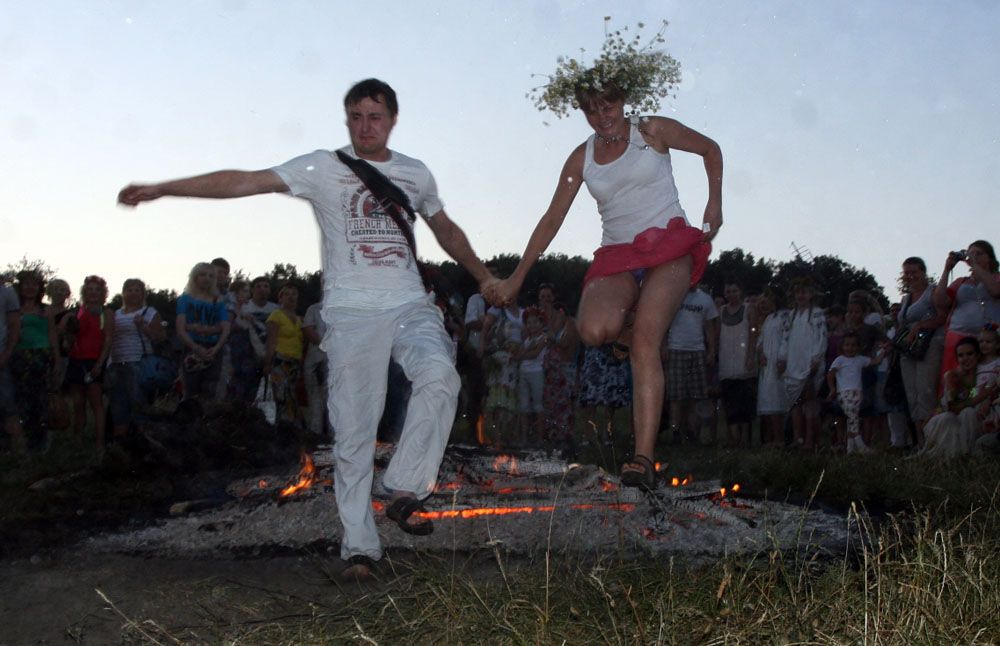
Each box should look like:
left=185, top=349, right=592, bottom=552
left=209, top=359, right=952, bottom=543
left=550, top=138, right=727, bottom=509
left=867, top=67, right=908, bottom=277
left=4, top=248, right=889, bottom=327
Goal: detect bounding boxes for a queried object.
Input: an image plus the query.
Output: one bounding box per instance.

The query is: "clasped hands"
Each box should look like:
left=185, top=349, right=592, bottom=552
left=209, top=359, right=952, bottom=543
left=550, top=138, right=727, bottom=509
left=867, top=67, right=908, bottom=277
left=479, top=276, right=519, bottom=307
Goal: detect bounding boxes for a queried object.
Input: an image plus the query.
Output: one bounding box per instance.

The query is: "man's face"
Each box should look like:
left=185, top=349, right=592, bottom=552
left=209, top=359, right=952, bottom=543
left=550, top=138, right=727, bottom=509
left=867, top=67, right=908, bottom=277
left=214, top=266, right=230, bottom=291
left=252, top=281, right=270, bottom=302
left=346, top=97, right=396, bottom=161
left=724, top=284, right=742, bottom=305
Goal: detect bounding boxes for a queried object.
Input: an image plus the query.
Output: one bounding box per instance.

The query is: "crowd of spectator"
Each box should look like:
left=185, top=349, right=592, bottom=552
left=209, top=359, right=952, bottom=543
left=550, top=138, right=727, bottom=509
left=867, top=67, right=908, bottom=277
left=1, top=240, right=998, bottom=462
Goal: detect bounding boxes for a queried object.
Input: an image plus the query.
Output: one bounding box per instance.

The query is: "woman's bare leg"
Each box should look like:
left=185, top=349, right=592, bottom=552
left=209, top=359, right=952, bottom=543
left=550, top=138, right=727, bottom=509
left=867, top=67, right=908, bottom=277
left=576, top=273, right=639, bottom=348
left=629, top=257, right=693, bottom=463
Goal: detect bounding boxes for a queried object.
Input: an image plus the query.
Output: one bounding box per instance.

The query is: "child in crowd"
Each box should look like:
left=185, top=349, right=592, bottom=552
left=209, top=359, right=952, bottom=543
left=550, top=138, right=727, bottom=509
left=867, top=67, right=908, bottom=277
left=976, top=325, right=1000, bottom=434
left=515, top=307, right=547, bottom=445
left=827, top=332, right=886, bottom=454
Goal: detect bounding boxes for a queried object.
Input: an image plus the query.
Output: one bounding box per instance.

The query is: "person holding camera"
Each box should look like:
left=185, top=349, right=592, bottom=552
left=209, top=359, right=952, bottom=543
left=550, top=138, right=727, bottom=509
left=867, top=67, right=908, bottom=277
left=933, top=240, right=1000, bottom=386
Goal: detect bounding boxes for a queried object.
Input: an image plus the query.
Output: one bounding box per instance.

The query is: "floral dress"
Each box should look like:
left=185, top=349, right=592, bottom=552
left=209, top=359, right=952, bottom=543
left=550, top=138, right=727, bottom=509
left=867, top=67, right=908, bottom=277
left=485, top=308, right=522, bottom=412
left=542, top=326, right=577, bottom=441
left=577, top=344, right=630, bottom=409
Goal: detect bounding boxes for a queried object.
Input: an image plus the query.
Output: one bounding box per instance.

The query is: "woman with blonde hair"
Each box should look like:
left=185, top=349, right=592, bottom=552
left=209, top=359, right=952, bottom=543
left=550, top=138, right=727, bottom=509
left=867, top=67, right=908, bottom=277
left=176, top=262, right=229, bottom=402
left=46, top=278, right=72, bottom=389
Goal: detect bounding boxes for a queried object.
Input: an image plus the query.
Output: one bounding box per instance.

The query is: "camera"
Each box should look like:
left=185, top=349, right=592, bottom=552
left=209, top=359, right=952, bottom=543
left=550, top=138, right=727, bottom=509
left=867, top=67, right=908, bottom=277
left=950, top=250, right=968, bottom=262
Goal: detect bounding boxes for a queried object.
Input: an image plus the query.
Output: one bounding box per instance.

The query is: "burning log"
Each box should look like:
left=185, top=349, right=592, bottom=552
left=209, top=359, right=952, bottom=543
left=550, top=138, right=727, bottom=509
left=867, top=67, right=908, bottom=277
left=279, top=453, right=317, bottom=497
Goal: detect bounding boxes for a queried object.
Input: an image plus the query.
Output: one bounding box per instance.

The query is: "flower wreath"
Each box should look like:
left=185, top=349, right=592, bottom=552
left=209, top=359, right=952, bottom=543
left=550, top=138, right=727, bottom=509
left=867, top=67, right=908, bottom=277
left=529, top=18, right=681, bottom=119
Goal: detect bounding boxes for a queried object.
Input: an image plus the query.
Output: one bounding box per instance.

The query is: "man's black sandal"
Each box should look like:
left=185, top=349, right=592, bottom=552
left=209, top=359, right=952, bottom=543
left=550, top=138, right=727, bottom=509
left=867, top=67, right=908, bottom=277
left=386, top=497, right=434, bottom=536
left=620, top=455, right=656, bottom=490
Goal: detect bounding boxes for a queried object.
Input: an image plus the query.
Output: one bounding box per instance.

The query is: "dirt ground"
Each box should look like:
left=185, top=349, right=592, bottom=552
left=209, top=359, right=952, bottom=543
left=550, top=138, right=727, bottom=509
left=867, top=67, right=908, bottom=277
left=0, top=548, right=402, bottom=644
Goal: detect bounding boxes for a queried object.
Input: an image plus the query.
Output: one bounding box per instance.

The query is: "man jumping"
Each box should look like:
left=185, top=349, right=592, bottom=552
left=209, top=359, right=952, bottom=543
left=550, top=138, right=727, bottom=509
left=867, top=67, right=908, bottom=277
left=118, top=78, right=498, bottom=580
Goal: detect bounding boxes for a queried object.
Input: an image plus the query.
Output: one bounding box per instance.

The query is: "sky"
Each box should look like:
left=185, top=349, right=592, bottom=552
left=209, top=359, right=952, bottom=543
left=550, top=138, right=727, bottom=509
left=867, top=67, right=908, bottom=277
left=2, top=1, right=999, bottom=301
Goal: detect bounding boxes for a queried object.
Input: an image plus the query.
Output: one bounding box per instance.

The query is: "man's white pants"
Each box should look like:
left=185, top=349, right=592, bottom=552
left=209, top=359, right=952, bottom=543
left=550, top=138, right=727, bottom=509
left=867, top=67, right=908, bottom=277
left=322, top=296, right=460, bottom=561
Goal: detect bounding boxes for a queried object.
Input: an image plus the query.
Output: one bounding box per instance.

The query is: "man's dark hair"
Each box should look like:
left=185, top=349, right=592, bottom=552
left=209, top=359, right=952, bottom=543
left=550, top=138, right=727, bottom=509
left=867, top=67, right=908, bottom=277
left=211, top=257, right=230, bottom=271
left=250, top=276, right=270, bottom=289
left=344, top=78, right=398, bottom=116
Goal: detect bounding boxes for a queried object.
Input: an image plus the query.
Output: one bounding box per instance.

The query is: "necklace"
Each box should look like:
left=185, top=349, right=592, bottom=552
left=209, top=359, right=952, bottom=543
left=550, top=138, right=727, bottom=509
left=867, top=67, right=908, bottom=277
left=595, top=131, right=629, bottom=145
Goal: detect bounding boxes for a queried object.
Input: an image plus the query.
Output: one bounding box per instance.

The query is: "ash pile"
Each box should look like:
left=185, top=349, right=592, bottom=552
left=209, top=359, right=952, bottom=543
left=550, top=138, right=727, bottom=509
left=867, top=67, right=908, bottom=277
left=90, top=445, right=850, bottom=561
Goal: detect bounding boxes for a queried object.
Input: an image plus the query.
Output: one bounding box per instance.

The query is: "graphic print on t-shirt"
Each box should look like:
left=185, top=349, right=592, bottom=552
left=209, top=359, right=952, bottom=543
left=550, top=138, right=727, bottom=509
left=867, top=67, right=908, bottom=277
left=345, top=179, right=418, bottom=270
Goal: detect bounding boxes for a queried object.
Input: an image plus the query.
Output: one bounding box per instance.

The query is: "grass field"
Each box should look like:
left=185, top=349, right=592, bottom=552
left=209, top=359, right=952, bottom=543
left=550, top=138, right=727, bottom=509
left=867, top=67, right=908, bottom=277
left=3, top=411, right=1000, bottom=644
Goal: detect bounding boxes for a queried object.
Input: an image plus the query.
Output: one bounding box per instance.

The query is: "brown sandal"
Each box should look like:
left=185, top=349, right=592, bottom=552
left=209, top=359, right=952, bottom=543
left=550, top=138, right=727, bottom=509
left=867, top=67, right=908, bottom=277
left=620, top=455, right=656, bottom=490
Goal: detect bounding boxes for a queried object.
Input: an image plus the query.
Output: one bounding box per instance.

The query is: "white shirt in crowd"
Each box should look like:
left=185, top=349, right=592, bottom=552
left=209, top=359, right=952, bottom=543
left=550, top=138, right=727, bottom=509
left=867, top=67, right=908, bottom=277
left=464, top=293, right=486, bottom=353
left=110, top=307, right=159, bottom=363
left=666, top=288, right=718, bottom=352
left=829, top=354, right=871, bottom=392
left=302, top=302, right=328, bottom=368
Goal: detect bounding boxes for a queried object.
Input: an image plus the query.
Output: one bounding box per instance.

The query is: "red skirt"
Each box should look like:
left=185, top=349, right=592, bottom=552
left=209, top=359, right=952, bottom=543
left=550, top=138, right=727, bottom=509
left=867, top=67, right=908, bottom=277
left=583, top=218, right=711, bottom=287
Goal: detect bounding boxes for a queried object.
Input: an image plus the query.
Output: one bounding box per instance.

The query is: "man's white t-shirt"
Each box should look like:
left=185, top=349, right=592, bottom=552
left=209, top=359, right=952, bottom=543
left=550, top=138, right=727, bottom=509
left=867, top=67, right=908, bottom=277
left=666, top=289, right=718, bottom=352
left=271, top=146, right=444, bottom=310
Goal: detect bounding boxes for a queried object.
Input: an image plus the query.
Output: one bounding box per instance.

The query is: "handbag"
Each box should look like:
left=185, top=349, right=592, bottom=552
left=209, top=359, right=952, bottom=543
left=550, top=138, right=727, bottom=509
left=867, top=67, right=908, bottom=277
left=893, top=295, right=935, bottom=360
left=136, top=307, right=178, bottom=393
left=893, top=326, right=934, bottom=360
left=254, top=377, right=276, bottom=425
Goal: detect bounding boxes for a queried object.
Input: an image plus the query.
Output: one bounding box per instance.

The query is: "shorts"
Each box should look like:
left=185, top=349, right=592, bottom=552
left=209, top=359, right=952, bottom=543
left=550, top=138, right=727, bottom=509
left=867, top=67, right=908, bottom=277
left=0, top=366, right=15, bottom=417
left=66, top=358, right=103, bottom=386
left=518, top=369, right=544, bottom=413
left=666, top=350, right=707, bottom=401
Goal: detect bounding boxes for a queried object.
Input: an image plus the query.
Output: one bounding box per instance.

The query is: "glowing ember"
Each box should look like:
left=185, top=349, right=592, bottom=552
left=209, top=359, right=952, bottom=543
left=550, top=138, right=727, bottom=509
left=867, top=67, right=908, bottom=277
left=370, top=499, right=634, bottom=520
left=475, top=414, right=486, bottom=445
left=494, top=486, right=550, bottom=495
left=258, top=479, right=267, bottom=489
left=600, top=480, right=618, bottom=492
left=492, top=455, right=521, bottom=475
left=279, top=453, right=317, bottom=497
left=415, top=502, right=635, bottom=520
left=732, top=483, right=741, bottom=493
left=655, top=462, right=662, bottom=471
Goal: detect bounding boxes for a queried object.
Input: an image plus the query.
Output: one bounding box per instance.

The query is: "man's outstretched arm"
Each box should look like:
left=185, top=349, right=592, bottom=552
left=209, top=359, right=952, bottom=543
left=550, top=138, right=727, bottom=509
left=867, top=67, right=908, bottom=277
left=425, top=210, right=497, bottom=294
left=118, top=169, right=288, bottom=206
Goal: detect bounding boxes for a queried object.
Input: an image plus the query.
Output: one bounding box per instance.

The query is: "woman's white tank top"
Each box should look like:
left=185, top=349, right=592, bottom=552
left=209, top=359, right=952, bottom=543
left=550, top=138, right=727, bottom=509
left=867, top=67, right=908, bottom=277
left=582, top=119, right=687, bottom=246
